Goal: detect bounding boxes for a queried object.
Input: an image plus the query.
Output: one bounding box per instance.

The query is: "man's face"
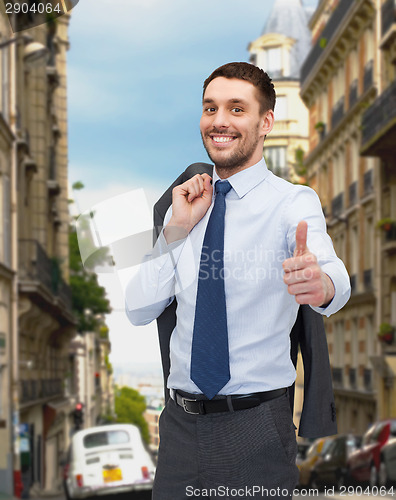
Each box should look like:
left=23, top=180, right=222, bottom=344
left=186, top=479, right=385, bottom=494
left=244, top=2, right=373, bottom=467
left=200, top=77, right=271, bottom=174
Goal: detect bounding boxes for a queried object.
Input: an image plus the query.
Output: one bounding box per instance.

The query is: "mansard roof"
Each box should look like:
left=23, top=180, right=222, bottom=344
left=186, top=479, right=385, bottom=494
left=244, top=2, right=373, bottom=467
left=262, top=0, right=313, bottom=78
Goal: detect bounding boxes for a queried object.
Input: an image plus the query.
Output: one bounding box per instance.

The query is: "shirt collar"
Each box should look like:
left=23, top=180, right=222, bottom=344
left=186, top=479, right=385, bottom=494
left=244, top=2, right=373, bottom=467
left=212, top=158, right=270, bottom=199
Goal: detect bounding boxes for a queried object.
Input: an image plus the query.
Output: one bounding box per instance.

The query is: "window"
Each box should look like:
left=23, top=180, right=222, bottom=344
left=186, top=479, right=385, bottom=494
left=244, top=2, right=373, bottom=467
left=263, top=47, right=282, bottom=78
left=351, top=318, right=358, bottom=369
left=264, top=147, right=287, bottom=178
left=275, top=96, right=287, bottom=121
left=334, top=321, right=344, bottom=367
left=351, top=137, right=359, bottom=182
left=350, top=225, right=359, bottom=281
left=366, top=315, right=374, bottom=359
left=2, top=175, right=11, bottom=267
left=365, top=217, right=374, bottom=270
left=0, top=47, right=9, bottom=120
left=83, top=430, right=130, bottom=448
left=391, top=280, right=396, bottom=326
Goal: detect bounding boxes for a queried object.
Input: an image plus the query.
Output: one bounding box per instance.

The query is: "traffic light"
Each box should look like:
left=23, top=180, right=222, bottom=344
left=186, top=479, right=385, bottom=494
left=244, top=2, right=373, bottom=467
left=73, top=403, right=84, bottom=430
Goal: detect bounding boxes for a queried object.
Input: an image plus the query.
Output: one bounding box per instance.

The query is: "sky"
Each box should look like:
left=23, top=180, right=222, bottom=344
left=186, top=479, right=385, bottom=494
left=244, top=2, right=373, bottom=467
left=67, top=0, right=318, bottom=371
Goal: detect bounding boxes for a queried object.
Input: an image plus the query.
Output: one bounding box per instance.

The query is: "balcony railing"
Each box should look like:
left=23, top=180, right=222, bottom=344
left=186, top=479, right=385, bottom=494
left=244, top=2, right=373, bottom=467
left=332, top=192, right=344, bottom=218
left=349, top=79, right=358, bottom=108
left=349, top=368, right=357, bottom=388
left=361, top=79, right=396, bottom=149
left=331, top=97, right=345, bottom=129
left=20, top=378, right=63, bottom=404
left=301, top=0, right=354, bottom=84
left=363, top=368, right=372, bottom=391
left=381, top=0, right=396, bottom=38
left=18, top=239, right=72, bottom=310
left=363, top=60, right=374, bottom=93
left=349, top=181, right=358, bottom=206
left=333, top=367, right=343, bottom=386
left=363, top=169, right=374, bottom=195
left=363, top=269, right=373, bottom=291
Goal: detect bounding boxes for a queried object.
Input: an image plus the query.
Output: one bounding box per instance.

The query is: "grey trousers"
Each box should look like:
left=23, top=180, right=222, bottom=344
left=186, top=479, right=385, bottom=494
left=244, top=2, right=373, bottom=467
left=152, top=391, right=299, bottom=499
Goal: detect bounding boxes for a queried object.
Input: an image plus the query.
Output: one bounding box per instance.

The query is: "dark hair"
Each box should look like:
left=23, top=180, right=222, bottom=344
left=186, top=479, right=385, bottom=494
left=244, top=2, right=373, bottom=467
left=203, top=62, right=276, bottom=114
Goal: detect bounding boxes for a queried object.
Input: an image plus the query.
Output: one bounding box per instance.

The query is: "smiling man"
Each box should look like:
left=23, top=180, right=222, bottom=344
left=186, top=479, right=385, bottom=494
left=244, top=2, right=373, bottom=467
left=125, top=62, right=350, bottom=499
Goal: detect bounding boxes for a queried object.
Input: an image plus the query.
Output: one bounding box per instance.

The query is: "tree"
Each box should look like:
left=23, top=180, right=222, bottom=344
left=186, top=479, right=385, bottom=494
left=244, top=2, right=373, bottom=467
left=114, top=386, right=150, bottom=444
left=69, top=181, right=111, bottom=333
left=69, top=227, right=111, bottom=332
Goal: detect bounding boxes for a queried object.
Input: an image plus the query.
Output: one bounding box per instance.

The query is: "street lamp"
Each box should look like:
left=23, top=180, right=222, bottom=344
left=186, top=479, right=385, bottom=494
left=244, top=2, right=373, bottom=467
left=0, top=34, right=47, bottom=62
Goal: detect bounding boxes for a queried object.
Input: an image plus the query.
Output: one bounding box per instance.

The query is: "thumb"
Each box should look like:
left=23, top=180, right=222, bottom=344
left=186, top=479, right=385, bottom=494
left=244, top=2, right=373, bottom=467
left=294, top=221, right=308, bottom=256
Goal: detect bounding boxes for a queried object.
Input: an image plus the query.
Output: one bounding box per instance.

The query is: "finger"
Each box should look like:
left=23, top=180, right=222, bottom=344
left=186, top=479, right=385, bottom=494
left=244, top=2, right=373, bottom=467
left=287, top=278, right=320, bottom=295
left=201, top=175, right=213, bottom=199
left=294, top=293, right=316, bottom=305
left=201, top=173, right=212, bottom=184
left=282, top=253, right=316, bottom=272
left=283, top=268, right=316, bottom=285
left=294, top=221, right=308, bottom=257
left=187, top=176, right=204, bottom=202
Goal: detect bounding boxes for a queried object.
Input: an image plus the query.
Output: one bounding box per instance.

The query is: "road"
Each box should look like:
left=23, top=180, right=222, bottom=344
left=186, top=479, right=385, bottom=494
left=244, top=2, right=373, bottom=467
left=29, top=487, right=395, bottom=500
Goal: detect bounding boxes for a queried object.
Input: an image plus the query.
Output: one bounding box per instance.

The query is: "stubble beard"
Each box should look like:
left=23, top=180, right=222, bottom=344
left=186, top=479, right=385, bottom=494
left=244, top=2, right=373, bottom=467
left=201, top=126, right=261, bottom=176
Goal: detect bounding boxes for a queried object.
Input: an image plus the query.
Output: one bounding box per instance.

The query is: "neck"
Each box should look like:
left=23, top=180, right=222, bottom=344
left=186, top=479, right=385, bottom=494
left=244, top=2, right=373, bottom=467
left=215, top=154, right=263, bottom=179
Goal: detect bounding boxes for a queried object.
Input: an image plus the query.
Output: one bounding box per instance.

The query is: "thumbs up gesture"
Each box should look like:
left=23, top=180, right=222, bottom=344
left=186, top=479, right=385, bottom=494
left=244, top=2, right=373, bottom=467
left=282, top=221, right=335, bottom=308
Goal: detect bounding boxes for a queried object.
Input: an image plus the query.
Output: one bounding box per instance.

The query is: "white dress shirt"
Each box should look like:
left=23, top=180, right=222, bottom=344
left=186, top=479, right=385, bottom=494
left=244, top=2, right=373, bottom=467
left=125, top=158, right=351, bottom=395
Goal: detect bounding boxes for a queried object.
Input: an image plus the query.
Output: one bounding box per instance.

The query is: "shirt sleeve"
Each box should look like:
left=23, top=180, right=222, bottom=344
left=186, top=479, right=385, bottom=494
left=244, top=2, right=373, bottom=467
left=124, top=206, right=187, bottom=325
left=283, top=185, right=351, bottom=317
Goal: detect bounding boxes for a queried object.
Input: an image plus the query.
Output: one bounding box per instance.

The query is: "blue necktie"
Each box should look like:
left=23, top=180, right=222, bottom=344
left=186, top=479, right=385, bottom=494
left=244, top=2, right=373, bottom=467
left=190, top=180, right=232, bottom=399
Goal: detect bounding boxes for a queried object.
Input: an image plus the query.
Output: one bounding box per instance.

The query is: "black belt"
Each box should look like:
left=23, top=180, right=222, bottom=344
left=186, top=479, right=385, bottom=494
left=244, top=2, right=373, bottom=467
left=169, top=388, right=287, bottom=415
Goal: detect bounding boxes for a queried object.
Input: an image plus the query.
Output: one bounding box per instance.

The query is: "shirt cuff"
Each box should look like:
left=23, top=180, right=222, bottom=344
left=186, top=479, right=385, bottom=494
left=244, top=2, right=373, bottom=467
left=310, top=264, right=351, bottom=317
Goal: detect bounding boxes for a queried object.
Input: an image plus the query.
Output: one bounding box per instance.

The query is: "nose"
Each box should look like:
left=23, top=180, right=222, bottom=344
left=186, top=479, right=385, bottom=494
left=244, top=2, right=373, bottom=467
left=212, top=108, right=230, bottom=129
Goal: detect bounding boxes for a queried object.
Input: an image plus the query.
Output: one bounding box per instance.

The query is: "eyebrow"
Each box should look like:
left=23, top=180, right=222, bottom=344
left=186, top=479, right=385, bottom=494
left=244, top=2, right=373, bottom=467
left=202, top=98, right=249, bottom=106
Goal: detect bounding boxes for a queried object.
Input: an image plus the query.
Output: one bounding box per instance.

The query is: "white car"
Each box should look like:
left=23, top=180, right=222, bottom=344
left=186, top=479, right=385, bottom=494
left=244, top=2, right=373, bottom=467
left=63, top=423, right=155, bottom=499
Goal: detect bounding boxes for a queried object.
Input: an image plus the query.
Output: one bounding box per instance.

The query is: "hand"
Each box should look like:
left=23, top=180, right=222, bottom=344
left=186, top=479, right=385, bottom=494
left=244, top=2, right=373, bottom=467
left=164, top=174, right=213, bottom=243
left=282, top=221, right=335, bottom=308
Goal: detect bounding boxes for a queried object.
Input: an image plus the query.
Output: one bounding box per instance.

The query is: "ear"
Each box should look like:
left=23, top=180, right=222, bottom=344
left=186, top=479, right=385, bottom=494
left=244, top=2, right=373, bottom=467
left=259, top=109, right=275, bottom=138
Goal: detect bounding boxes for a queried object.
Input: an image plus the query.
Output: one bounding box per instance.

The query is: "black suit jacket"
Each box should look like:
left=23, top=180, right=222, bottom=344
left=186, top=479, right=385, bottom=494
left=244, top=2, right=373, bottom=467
left=153, top=163, right=337, bottom=439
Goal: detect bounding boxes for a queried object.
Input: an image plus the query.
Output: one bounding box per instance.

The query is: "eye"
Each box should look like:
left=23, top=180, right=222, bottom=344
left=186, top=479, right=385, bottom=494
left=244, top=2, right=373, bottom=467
left=204, top=107, right=216, bottom=113
left=232, top=107, right=243, bottom=113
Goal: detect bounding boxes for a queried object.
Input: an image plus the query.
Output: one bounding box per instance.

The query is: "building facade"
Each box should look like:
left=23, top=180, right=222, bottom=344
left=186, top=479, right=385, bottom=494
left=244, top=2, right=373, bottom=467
left=248, top=0, right=311, bottom=182
left=0, top=7, right=78, bottom=495
left=360, top=0, right=396, bottom=418
left=0, top=6, right=17, bottom=495
left=300, top=0, right=396, bottom=433
left=16, top=13, right=77, bottom=495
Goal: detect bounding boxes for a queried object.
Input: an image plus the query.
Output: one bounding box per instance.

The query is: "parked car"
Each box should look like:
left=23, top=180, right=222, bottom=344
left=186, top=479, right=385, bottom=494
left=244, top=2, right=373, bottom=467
left=298, top=437, right=333, bottom=487
left=379, top=431, right=396, bottom=487
left=347, top=418, right=396, bottom=487
left=296, top=442, right=311, bottom=464
left=63, top=423, right=156, bottom=499
left=310, top=434, right=361, bottom=490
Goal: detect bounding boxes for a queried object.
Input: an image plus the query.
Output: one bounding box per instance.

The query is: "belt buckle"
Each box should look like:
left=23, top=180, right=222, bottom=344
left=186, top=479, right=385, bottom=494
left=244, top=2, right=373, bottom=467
left=182, top=397, right=199, bottom=415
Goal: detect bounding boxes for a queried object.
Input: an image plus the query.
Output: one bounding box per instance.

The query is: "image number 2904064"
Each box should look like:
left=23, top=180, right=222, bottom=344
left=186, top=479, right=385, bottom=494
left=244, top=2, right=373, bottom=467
left=3, top=0, right=79, bottom=32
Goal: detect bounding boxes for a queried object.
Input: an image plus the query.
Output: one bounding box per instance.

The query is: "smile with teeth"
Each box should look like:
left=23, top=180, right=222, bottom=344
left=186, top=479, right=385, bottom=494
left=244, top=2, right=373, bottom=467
left=211, top=135, right=236, bottom=144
